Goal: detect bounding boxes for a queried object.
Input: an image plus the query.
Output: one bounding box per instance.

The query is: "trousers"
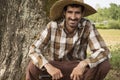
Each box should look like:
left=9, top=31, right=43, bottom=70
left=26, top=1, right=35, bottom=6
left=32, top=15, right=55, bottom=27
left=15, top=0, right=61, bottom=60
left=26, top=59, right=110, bottom=80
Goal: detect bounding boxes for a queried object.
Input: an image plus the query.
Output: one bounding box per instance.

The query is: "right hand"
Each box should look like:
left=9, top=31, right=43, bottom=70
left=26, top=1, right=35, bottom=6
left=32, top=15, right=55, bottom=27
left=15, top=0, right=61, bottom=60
left=44, top=63, right=63, bottom=80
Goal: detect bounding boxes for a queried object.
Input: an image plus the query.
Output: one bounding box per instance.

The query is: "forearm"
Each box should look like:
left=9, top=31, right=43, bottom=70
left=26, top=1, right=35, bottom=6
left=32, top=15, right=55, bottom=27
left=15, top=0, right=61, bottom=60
left=29, top=51, right=48, bottom=69
left=86, top=48, right=110, bottom=68
left=77, top=59, right=89, bottom=68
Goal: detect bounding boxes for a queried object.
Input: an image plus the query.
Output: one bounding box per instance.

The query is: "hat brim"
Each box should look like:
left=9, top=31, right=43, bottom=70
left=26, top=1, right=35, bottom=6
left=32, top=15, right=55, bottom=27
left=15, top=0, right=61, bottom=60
left=50, top=0, right=97, bottom=20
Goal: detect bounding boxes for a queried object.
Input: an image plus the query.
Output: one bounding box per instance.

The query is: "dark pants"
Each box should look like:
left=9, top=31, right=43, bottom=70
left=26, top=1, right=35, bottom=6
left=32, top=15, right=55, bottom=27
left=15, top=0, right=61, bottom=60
left=26, top=60, right=110, bottom=80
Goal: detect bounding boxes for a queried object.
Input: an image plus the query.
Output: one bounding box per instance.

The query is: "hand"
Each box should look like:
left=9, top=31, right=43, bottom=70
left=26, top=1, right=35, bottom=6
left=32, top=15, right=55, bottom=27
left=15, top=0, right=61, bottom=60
left=44, top=63, right=63, bottom=80
left=70, top=61, right=88, bottom=80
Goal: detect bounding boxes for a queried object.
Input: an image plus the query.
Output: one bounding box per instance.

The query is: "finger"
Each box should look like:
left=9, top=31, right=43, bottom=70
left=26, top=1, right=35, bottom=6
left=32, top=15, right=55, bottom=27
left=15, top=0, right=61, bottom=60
left=56, top=73, right=62, bottom=80
left=52, top=74, right=56, bottom=80
left=76, top=75, right=80, bottom=80
left=52, top=75, right=55, bottom=80
left=60, top=72, right=63, bottom=78
left=57, top=72, right=63, bottom=79
left=52, top=77, right=54, bottom=80
left=70, top=73, right=74, bottom=79
left=55, top=74, right=59, bottom=80
left=73, top=75, right=77, bottom=80
left=56, top=74, right=60, bottom=80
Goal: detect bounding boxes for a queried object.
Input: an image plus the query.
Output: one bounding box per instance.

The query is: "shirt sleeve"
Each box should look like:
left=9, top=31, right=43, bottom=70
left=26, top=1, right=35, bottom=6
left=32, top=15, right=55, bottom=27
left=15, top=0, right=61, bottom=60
left=28, top=22, right=51, bottom=69
left=85, top=22, right=111, bottom=68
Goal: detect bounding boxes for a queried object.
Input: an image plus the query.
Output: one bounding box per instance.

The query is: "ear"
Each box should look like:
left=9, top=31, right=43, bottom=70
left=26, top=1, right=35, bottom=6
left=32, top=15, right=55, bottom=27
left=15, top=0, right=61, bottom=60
left=62, top=11, right=66, bottom=18
left=63, top=11, right=66, bottom=16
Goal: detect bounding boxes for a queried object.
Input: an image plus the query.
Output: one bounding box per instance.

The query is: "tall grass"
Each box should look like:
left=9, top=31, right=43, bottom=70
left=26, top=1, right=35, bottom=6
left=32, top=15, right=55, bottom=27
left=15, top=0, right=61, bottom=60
left=105, top=44, right=120, bottom=80
left=98, top=29, right=120, bottom=80
left=110, top=44, right=120, bottom=70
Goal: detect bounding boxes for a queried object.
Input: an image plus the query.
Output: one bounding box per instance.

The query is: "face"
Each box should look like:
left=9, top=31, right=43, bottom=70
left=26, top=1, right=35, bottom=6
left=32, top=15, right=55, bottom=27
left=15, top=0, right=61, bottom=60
left=64, top=6, right=83, bottom=29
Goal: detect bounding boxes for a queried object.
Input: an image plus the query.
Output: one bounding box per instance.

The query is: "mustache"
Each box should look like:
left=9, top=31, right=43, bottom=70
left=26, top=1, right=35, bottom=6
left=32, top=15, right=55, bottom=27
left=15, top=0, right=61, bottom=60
left=68, top=18, right=79, bottom=21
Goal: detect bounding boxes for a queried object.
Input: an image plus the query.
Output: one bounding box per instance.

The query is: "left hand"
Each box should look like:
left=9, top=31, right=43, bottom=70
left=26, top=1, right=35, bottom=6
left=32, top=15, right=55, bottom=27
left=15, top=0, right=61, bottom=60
left=70, top=61, right=88, bottom=80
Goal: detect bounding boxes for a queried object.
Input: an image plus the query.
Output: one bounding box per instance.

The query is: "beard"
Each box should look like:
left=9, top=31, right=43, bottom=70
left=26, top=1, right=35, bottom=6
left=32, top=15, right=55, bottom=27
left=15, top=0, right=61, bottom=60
left=68, top=18, right=79, bottom=28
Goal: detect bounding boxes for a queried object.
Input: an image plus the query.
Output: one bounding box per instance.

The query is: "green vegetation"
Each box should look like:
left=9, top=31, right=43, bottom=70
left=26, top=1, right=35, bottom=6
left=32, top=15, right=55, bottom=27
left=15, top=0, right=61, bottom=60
left=110, top=44, right=120, bottom=70
left=105, top=44, right=120, bottom=80
left=95, top=19, right=120, bottom=29
left=87, top=3, right=120, bottom=29
left=98, top=29, right=120, bottom=80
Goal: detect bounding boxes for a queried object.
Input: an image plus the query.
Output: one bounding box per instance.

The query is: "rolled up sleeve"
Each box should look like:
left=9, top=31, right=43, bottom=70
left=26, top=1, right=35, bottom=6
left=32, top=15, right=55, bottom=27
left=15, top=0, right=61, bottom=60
left=28, top=22, right=51, bottom=69
left=87, top=23, right=111, bottom=68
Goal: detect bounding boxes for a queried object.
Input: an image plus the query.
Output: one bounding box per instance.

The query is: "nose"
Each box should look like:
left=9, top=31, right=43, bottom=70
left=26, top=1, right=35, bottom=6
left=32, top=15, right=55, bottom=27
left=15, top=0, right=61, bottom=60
left=71, top=13, right=76, bottom=20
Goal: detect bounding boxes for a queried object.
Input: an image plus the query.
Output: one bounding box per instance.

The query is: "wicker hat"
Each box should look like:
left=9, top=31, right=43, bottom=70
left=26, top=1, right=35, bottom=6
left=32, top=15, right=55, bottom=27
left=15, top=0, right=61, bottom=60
left=50, top=0, right=97, bottom=20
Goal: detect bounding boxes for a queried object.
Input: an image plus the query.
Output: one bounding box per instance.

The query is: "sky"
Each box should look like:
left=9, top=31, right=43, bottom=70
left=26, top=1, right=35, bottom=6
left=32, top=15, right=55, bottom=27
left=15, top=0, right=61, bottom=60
left=85, top=0, right=120, bottom=9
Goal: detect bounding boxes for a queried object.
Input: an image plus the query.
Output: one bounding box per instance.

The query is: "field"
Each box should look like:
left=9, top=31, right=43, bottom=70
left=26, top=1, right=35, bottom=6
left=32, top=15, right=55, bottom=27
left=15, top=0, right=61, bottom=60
left=98, top=29, right=120, bottom=46
left=98, top=29, right=120, bottom=80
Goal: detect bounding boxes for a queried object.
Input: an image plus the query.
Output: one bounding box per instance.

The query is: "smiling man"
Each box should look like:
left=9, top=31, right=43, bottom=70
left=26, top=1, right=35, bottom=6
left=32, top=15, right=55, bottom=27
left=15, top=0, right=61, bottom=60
left=64, top=5, right=83, bottom=33
left=26, top=0, right=111, bottom=80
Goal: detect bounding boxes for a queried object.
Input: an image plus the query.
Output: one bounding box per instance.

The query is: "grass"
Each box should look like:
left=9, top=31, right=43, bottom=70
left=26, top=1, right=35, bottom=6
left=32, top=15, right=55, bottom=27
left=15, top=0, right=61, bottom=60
left=105, top=44, right=120, bottom=80
left=98, top=29, right=120, bottom=46
left=98, top=29, right=120, bottom=80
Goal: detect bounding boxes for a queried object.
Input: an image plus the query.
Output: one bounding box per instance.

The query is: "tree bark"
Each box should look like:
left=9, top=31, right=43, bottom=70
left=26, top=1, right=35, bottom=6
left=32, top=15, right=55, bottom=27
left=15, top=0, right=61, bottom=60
left=0, top=0, right=47, bottom=80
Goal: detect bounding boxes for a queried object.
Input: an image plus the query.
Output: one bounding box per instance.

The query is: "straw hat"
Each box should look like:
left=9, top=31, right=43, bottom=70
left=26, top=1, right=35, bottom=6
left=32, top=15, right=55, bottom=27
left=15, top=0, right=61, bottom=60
left=50, top=0, right=97, bottom=20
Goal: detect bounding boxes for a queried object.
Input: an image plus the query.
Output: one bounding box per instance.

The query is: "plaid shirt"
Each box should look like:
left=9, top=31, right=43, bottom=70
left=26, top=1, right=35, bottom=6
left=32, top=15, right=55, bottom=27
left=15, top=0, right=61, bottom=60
left=29, top=18, right=111, bottom=69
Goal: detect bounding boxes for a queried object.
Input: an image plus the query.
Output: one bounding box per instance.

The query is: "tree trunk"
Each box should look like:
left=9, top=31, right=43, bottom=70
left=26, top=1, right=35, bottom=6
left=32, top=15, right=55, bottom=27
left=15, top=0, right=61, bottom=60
left=0, top=0, right=48, bottom=80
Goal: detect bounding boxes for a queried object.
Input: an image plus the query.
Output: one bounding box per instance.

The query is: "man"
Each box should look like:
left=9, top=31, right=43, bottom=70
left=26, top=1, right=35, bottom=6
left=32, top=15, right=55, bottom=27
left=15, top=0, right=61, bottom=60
left=26, top=0, right=111, bottom=80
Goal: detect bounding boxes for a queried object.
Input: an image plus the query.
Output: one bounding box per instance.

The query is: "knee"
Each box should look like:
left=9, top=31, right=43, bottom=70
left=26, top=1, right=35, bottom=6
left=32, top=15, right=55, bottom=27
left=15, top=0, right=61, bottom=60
left=26, top=61, right=40, bottom=74
left=26, top=61, right=41, bottom=80
left=99, top=59, right=111, bottom=74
